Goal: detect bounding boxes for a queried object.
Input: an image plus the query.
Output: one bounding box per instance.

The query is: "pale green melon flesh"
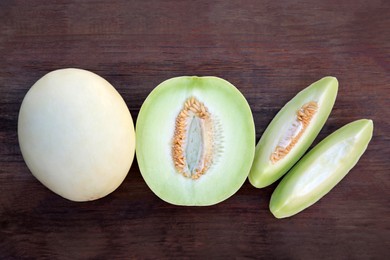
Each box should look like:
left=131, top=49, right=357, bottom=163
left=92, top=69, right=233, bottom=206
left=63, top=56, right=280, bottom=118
left=136, top=76, right=255, bottom=206
left=270, top=119, right=373, bottom=218
left=249, top=76, right=338, bottom=188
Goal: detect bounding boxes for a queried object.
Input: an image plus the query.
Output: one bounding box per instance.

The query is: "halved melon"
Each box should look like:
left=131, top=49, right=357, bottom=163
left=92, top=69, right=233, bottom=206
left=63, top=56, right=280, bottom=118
left=136, top=76, right=255, bottom=206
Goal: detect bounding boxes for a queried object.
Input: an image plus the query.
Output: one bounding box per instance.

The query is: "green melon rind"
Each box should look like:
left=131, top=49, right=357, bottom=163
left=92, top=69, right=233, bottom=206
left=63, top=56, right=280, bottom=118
left=136, top=76, right=255, bottom=206
left=249, top=76, right=338, bottom=188
left=270, top=119, right=373, bottom=218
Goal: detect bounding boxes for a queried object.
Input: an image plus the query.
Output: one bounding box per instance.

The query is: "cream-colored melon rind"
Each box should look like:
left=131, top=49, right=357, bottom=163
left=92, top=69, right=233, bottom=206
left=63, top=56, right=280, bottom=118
left=18, top=68, right=135, bottom=201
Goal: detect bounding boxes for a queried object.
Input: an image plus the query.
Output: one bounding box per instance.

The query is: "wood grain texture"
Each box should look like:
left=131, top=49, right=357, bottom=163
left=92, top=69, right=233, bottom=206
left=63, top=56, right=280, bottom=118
left=1, top=0, right=389, bottom=259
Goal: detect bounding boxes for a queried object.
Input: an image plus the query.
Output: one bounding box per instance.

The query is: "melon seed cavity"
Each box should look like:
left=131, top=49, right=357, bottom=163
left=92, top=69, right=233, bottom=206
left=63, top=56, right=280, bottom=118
left=271, top=101, right=318, bottom=163
left=172, top=97, right=215, bottom=180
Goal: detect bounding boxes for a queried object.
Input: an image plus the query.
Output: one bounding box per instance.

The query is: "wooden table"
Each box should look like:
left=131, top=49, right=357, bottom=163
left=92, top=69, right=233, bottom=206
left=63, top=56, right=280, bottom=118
left=1, top=1, right=389, bottom=259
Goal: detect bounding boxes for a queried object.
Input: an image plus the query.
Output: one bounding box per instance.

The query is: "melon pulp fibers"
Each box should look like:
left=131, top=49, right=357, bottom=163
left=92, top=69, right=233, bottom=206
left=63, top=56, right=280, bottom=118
left=249, top=76, right=338, bottom=188
left=18, top=68, right=135, bottom=201
left=136, top=76, right=255, bottom=206
left=270, top=119, right=373, bottom=218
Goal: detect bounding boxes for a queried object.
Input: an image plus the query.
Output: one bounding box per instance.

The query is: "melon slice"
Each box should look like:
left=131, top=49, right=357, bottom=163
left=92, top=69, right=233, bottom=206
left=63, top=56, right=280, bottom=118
left=249, top=77, right=338, bottom=188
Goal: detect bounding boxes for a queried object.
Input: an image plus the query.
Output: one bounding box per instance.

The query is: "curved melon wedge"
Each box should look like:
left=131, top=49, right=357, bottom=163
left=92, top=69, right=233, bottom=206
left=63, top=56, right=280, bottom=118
left=136, top=76, right=255, bottom=206
left=249, top=76, right=338, bottom=188
left=270, top=119, right=374, bottom=218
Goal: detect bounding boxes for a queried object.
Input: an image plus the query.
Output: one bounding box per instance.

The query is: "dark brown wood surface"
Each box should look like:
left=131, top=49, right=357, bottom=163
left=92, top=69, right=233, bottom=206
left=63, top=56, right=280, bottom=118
left=1, top=0, right=389, bottom=259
